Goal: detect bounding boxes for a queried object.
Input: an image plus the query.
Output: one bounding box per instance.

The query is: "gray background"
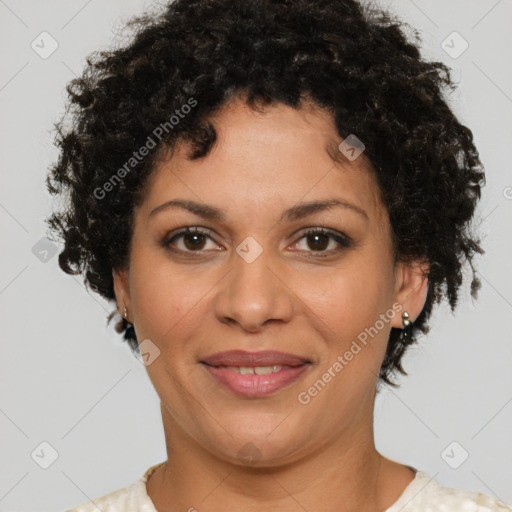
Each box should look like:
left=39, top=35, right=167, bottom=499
left=1, top=0, right=511, bottom=510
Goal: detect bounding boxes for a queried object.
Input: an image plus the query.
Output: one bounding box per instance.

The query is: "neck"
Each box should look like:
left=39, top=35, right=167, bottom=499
left=146, top=405, right=412, bottom=512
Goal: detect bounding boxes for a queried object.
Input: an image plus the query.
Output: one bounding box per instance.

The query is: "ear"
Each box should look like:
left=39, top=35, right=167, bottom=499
left=112, top=266, right=131, bottom=320
left=390, top=259, right=429, bottom=329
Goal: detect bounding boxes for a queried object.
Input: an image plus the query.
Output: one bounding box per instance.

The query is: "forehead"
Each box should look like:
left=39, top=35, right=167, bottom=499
left=138, top=96, right=386, bottom=225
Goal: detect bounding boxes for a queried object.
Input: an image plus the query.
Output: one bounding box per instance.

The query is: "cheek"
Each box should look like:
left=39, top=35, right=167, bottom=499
left=128, top=247, right=225, bottom=369
left=299, top=257, right=394, bottom=338
left=128, top=249, right=194, bottom=344
left=294, top=256, right=396, bottom=396
left=292, top=265, right=393, bottom=414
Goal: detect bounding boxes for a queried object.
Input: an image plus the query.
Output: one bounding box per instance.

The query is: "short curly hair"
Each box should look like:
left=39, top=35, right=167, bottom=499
left=45, top=0, right=485, bottom=387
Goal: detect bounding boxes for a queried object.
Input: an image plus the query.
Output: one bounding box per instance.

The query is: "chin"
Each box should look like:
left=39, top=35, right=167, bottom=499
left=203, top=421, right=309, bottom=468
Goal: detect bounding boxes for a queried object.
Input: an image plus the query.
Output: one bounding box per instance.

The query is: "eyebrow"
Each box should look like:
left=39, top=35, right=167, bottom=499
left=148, top=198, right=368, bottom=222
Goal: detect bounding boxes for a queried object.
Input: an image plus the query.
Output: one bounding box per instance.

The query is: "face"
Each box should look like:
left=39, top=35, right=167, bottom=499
left=114, top=95, right=427, bottom=467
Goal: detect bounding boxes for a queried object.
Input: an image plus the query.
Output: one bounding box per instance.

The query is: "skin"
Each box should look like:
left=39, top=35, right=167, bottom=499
left=113, top=93, right=429, bottom=512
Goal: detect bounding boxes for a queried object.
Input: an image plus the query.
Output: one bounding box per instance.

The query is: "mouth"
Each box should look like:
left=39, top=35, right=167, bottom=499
left=200, top=350, right=312, bottom=398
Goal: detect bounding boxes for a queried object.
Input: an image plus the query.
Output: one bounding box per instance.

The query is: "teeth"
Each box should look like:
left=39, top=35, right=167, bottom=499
left=254, top=366, right=273, bottom=375
left=224, top=365, right=283, bottom=374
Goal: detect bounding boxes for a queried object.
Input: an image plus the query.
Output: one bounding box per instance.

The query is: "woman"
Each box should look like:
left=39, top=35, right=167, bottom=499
left=45, top=0, right=511, bottom=510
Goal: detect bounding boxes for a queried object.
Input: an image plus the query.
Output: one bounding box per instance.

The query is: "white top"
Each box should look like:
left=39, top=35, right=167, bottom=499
left=65, top=463, right=512, bottom=512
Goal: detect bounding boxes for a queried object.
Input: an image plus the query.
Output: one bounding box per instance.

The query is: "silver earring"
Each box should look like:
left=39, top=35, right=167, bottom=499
left=400, top=311, right=413, bottom=342
left=123, top=306, right=128, bottom=320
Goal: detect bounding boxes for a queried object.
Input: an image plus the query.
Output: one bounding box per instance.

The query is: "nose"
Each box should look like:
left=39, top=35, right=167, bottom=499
left=213, top=243, right=294, bottom=333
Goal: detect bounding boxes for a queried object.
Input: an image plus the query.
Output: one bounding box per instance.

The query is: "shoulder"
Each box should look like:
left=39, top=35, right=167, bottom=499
left=64, top=463, right=164, bottom=512
left=390, top=470, right=512, bottom=512
left=64, top=480, right=156, bottom=512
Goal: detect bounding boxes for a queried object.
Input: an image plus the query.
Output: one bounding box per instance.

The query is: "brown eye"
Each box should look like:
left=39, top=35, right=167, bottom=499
left=305, top=232, right=330, bottom=251
left=182, top=232, right=207, bottom=251
left=163, top=227, right=219, bottom=253
left=293, top=228, right=352, bottom=255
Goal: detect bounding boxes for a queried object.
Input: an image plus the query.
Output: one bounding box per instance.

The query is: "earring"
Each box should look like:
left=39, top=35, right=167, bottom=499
left=400, top=311, right=413, bottom=342
left=123, top=306, right=129, bottom=322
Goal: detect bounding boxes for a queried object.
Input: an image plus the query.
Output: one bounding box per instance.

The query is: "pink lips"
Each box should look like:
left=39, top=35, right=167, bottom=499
left=200, top=350, right=311, bottom=398
left=201, top=350, right=309, bottom=368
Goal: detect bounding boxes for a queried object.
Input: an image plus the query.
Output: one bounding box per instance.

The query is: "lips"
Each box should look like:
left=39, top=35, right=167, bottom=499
left=200, top=350, right=311, bottom=398
left=201, top=350, right=310, bottom=368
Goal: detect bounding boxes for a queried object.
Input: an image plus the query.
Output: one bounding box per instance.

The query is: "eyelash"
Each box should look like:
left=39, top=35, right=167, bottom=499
left=162, top=226, right=352, bottom=257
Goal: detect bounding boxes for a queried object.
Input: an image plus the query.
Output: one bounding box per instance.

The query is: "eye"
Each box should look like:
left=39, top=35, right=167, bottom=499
left=163, top=227, right=220, bottom=253
left=291, top=228, right=352, bottom=256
